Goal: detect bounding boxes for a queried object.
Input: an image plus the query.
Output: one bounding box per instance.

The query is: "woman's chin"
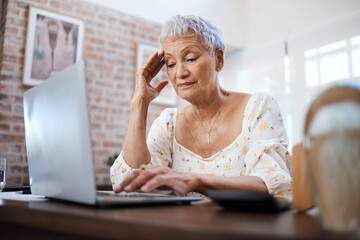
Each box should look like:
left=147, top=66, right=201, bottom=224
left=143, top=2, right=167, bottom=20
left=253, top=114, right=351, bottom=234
left=176, top=90, right=199, bottom=102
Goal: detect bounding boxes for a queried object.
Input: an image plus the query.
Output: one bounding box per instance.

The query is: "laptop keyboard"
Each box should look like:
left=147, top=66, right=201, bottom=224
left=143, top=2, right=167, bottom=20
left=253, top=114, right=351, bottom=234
left=97, top=191, right=173, bottom=198
left=95, top=190, right=202, bottom=206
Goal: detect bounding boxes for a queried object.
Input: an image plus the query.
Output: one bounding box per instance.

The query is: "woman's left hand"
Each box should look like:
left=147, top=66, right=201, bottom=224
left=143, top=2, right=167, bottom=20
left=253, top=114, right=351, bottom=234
left=114, top=165, right=200, bottom=194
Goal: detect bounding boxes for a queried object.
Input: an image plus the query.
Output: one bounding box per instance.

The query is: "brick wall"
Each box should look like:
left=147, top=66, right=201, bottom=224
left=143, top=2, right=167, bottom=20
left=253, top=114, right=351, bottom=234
left=0, top=0, right=167, bottom=186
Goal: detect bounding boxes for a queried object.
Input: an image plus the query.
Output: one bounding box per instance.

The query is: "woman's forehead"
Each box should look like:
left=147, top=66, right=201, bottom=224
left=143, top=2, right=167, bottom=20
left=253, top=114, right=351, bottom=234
left=163, top=36, right=208, bottom=53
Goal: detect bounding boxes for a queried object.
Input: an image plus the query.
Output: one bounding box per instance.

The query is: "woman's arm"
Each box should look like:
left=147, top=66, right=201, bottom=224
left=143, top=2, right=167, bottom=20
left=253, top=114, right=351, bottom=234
left=195, top=174, right=268, bottom=194
left=115, top=165, right=267, bottom=194
left=111, top=108, right=175, bottom=191
left=242, top=92, right=292, bottom=200
left=122, top=98, right=151, bottom=168
left=121, top=50, right=168, bottom=168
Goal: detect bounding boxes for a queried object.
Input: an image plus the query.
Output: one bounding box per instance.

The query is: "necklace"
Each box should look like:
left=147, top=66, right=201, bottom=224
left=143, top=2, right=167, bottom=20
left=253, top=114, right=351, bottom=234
left=191, top=91, right=228, bottom=144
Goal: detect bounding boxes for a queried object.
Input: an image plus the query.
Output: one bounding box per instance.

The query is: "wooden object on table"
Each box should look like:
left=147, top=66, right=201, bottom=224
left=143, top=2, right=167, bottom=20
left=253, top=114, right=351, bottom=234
left=292, top=143, right=315, bottom=211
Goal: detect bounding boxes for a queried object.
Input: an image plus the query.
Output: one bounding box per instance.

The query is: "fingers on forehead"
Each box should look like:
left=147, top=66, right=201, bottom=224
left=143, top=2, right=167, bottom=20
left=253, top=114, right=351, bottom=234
left=145, top=51, right=163, bottom=66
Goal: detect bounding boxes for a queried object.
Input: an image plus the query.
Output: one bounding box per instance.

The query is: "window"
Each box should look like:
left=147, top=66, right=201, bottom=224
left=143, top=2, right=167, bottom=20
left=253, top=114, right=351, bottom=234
left=304, top=35, right=360, bottom=88
left=351, top=35, right=360, bottom=77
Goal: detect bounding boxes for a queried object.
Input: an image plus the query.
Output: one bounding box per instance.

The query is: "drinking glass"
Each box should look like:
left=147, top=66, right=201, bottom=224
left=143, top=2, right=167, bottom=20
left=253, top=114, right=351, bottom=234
left=0, top=157, right=6, bottom=192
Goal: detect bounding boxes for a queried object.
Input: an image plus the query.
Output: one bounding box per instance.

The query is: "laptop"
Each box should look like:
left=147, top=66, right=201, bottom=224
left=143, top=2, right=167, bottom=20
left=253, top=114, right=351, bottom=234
left=23, top=61, right=202, bottom=207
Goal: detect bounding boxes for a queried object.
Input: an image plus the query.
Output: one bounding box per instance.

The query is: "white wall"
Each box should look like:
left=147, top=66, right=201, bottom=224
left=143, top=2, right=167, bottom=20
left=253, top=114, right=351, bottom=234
left=244, top=0, right=360, bottom=47
left=221, top=0, right=360, bottom=150
left=84, top=0, right=247, bottom=52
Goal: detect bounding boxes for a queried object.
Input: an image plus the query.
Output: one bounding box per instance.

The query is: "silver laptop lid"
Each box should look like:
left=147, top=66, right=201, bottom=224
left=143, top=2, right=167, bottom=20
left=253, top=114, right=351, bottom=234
left=23, top=61, right=97, bottom=205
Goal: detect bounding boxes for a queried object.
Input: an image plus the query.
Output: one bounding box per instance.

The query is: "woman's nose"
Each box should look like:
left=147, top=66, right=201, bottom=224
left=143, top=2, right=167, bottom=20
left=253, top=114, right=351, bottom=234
left=175, top=63, right=189, bottom=79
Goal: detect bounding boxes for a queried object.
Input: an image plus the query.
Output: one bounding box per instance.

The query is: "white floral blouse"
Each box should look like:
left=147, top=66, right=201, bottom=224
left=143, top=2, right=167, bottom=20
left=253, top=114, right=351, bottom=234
left=110, top=92, right=292, bottom=201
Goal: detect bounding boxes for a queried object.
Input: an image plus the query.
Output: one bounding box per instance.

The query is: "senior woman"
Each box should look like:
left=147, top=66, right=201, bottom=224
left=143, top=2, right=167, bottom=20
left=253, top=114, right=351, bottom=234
left=110, top=15, right=292, bottom=200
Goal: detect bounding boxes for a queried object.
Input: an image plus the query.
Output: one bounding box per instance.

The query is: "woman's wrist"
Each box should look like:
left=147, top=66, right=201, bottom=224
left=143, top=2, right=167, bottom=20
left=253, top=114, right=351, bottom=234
left=131, top=94, right=151, bottom=107
left=191, top=173, right=209, bottom=194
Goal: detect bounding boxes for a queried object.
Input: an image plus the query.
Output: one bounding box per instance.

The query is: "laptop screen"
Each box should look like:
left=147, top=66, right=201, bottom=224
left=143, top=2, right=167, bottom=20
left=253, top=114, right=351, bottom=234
left=23, top=61, right=97, bottom=205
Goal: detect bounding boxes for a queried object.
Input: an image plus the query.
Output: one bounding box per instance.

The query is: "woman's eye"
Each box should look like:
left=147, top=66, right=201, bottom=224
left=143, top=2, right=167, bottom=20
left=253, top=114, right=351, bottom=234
left=187, top=58, right=196, bottom=62
left=167, top=63, right=175, bottom=68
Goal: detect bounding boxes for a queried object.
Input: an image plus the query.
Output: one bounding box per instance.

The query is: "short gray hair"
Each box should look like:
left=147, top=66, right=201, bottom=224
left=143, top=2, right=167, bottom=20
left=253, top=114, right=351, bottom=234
left=159, top=15, right=225, bottom=55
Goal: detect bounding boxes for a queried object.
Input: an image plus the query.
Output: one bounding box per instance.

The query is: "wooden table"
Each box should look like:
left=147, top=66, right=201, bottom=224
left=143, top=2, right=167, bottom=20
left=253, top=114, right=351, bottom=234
left=0, top=194, right=356, bottom=240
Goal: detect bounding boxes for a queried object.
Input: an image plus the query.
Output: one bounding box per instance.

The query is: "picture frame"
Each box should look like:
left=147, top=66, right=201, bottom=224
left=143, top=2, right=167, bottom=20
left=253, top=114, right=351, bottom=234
left=23, top=6, right=84, bottom=86
left=136, top=43, right=177, bottom=106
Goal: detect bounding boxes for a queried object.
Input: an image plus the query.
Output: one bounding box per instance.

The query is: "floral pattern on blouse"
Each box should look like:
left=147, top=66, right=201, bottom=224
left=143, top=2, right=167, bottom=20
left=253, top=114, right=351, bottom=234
left=110, top=92, right=292, bottom=201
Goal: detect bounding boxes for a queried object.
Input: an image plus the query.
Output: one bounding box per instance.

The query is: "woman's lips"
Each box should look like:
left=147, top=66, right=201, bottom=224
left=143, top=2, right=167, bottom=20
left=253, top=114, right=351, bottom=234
left=177, top=82, right=196, bottom=88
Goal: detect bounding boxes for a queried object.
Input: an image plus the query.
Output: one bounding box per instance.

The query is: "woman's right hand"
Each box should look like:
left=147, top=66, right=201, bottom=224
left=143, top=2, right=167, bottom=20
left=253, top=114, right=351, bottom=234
left=133, top=50, right=168, bottom=104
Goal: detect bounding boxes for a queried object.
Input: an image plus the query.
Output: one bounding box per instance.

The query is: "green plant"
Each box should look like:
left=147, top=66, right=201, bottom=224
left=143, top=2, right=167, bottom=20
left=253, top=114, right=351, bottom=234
left=106, top=153, right=119, bottom=167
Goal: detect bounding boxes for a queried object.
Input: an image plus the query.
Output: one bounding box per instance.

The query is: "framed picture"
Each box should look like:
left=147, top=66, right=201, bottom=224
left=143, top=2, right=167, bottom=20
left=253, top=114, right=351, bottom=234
left=136, top=44, right=177, bottom=106
left=23, top=6, right=84, bottom=86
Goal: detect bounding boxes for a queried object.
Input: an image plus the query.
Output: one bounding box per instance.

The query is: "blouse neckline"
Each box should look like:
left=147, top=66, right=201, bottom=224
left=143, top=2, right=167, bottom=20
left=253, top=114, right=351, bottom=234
left=172, top=93, right=256, bottom=161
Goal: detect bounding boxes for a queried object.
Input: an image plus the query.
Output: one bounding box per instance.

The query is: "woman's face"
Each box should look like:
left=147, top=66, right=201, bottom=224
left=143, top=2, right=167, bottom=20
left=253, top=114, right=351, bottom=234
left=163, top=36, right=221, bottom=102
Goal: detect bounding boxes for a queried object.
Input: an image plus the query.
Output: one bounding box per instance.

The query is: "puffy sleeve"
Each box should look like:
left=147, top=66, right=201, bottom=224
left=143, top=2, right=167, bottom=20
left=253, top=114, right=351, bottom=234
left=243, top=92, right=292, bottom=201
left=110, top=108, right=175, bottom=189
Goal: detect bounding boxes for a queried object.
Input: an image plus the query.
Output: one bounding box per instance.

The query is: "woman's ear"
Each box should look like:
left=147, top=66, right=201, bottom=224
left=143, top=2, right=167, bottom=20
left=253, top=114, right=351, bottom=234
left=215, top=49, right=224, bottom=72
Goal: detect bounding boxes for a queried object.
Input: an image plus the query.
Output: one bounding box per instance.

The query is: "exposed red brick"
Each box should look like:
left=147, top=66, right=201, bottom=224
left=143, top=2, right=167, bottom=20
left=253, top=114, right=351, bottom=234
left=103, top=141, right=122, bottom=149
left=23, top=175, right=30, bottom=185
left=0, top=0, right=164, bottom=186
left=1, top=63, right=15, bottom=72
left=7, top=8, right=20, bottom=16
left=95, top=167, right=109, bottom=174
left=0, top=123, right=11, bottom=131
left=0, top=144, right=9, bottom=152
left=93, top=131, right=106, bottom=139
left=10, top=143, right=22, bottom=153
left=0, top=134, right=24, bottom=143
left=9, top=165, right=24, bottom=173
left=6, top=175, right=22, bottom=185
left=49, top=0, right=72, bottom=12
left=0, top=112, right=12, bottom=121
left=12, top=124, right=24, bottom=133
left=5, top=26, right=19, bottom=35
left=12, top=115, right=25, bottom=124
left=0, top=102, right=12, bottom=111
left=8, top=17, right=26, bottom=27
left=2, top=54, right=17, bottom=63
left=88, top=37, right=105, bottom=45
